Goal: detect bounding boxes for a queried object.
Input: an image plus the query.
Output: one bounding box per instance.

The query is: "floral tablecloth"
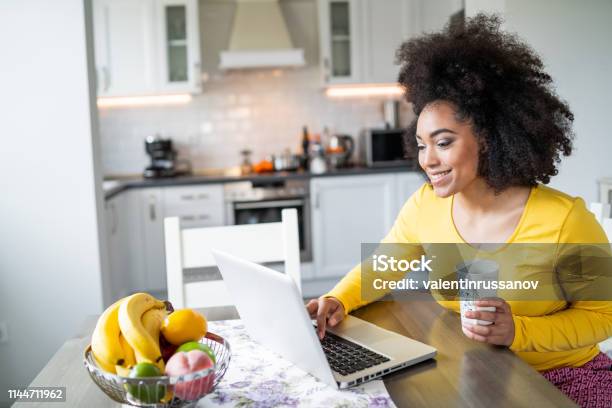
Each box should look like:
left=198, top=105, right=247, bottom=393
left=196, top=320, right=396, bottom=408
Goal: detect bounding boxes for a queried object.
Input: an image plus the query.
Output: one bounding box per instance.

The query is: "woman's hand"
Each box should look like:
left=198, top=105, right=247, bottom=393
left=306, top=297, right=346, bottom=339
left=462, top=298, right=515, bottom=346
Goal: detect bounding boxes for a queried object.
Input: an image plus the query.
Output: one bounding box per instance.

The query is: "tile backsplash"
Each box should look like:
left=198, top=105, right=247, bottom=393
left=98, top=66, right=415, bottom=176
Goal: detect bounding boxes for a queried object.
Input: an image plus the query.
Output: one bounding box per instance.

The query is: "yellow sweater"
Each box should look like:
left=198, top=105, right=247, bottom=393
left=326, top=183, right=612, bottom=371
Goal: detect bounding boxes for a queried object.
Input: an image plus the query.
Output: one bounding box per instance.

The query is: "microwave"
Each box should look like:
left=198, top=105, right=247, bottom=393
left=360, top=128, right=412, bottom=167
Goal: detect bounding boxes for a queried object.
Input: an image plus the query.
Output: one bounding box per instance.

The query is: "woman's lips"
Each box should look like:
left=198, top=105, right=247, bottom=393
left=429, top=170, right=451, bottom=186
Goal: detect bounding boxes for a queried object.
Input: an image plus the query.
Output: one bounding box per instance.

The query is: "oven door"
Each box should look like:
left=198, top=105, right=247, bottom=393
left=232, top=198, right=312, bottom=262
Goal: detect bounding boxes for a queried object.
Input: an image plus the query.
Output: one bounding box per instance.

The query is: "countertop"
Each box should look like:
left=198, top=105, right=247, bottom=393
left=103, top=165, right=420, bottom=199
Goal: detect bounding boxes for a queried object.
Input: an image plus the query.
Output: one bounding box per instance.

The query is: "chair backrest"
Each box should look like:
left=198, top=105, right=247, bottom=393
left=589, top=202, right=612, bottom=241
left=164, top=208, right=301, bottom=309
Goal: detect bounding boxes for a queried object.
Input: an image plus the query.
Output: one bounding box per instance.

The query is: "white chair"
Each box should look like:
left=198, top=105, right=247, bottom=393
left=588, top=202, right=612, bottom=357
left=164, top=208, right=301, bottom=309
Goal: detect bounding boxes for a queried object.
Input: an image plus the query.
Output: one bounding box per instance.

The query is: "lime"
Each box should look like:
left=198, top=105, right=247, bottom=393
left=126, top=362, right=165, bottom=403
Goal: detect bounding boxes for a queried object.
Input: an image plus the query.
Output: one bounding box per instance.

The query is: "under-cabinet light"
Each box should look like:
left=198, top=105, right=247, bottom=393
left=325, top=84, right=404, bottom=98
left=97, top=94, right=192, bottom=108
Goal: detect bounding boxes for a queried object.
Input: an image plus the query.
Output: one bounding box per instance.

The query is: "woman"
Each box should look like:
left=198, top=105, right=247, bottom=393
left=307, top=14, right=612, bottom=407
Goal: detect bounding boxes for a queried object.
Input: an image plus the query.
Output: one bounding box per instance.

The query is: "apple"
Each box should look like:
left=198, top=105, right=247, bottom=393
left=165, top=350, right=215, bottom=400
left=176, top=341, right=216, bottom=364
left=126, top=362, right=165, bottom=404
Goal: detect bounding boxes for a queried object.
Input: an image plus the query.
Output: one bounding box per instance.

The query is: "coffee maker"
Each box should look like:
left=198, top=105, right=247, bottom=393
left=143, top=135, right=180, bottom=178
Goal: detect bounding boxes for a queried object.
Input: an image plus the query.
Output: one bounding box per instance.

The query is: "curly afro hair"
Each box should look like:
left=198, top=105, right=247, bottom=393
left=397, top=14, right=574, bottom=191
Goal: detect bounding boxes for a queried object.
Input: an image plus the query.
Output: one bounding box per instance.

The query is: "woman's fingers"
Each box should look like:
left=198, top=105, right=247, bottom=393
left=328, top=305, right=344, bottom=327
left=475, top=298, right=507, bottom=311
left=464, top=310, right=496, bottom=322
left=306, top=299, right=318, bottom=318
left=316, top=298, right=333, bottom=339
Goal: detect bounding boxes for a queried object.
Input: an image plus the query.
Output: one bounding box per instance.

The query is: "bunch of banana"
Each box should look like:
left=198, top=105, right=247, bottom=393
left=118, top=293, right=167, bottom=372
left=90, top=292, right=168, bottom=374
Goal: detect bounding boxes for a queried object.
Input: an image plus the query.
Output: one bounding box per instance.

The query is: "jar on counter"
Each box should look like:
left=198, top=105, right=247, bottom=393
left=309, top=144, right=327, bottom=174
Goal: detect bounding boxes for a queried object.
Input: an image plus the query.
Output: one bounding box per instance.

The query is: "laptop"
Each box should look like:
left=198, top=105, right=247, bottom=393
left=212, top=250, right=437, bottom=389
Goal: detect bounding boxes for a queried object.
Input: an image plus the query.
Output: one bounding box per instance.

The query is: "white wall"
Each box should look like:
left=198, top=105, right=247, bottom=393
left=0, top=0, right=106, bottom=405
left=468, top=0, right=612, bottom=202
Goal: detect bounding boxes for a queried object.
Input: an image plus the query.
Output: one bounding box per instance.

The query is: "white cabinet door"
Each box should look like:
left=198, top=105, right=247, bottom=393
left=105, top=194, right=132, bottom=299
left=155, top=0, right=201, bottom=94
left=394, top=172, right=424, bottom=215
left=93, top=0, right=158, bottom=97
left=318, top=0, right=464, bottom=85
left=311, top=174, right=396, bottom=278
left=360, top=0, right=412, bottom=84
left=122, top=190, right=147, bottom=293
left=140, top=188, right=167, bottom=293
left=318, top=0, right=362, bottom=84
left=93, top=0, right=200, bottom=97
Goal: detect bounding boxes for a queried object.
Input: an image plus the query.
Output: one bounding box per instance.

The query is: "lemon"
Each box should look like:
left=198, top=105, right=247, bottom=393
left=160, top=309, right=207, bottom=346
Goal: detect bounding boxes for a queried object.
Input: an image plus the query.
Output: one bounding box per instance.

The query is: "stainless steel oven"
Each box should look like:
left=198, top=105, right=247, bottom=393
left=224, top=179, right=312, bottom=262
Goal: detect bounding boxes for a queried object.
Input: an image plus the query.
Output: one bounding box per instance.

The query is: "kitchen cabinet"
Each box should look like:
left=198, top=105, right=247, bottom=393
left=359, top=0, right=412, bottom=84
left=162, top=184, right=225, bottom=228
left=394, top=172, right=424, bottom=215
left=155, top=0, right=202, bottom=94
left=105, top=194, right=124, bottom=300
left=105, top=193, right=139, bottom=300
left=318, top=0, right=464, bottom=85
left=310, top=174, right=396, bottom=278
left=139, top=188, right=167, bottom=292
left=111, top=184, right=225, bottom=295
left=93, top=0, right=201, bottom=97
left=104, top=191, right=147, bottom=299
left=318, top=0, right=363, bottom=84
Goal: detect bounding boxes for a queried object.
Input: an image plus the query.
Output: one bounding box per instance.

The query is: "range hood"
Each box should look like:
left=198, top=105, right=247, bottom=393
left=219, top=0, right=305, bottom=70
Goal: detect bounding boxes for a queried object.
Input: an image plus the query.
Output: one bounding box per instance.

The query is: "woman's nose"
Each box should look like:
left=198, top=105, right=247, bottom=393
left=420, top=146, right=440, bottom=168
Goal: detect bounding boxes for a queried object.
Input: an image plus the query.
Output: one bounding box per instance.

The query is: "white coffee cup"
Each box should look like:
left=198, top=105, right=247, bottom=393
left=456, top=260, right=498, bottom=326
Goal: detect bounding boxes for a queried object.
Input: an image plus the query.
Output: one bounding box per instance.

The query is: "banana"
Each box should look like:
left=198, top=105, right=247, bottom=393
left=118, top=293, right=166, bottom=371
left=91, top=298, right=126, bottom=373
left=119, top=333, right=136, bottom=367
left=115, top=365, right=131, bottom=377
left=136, top=307, right=167, bottom=370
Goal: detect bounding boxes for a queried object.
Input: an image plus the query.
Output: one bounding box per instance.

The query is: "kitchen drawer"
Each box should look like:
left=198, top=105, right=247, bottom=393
left=163, top=184, right=225, bottom=227
left=163, top=184, right=224, bottom=207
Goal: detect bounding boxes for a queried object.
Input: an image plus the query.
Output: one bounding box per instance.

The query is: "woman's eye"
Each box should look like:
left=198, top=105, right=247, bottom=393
left=437, top=140, right=452, bottom=148
left=417, top=144, right=425, bottom=151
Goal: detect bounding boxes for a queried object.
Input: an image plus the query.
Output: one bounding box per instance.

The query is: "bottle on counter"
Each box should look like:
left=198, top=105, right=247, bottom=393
left=240, top=149, right=253, bottom=175
left=301, top=126, right=310, bottom=170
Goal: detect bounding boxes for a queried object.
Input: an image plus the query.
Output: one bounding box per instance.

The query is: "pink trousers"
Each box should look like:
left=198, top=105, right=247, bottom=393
left=542, top=353, right=612, bottom=408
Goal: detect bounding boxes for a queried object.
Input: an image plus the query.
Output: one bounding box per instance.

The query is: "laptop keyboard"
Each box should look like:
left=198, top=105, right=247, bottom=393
left=319, top=330, right=390, bottom=376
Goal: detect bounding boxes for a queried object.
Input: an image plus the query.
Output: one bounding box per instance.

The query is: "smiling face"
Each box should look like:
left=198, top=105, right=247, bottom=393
left=416, top=101, right=481, bottom=198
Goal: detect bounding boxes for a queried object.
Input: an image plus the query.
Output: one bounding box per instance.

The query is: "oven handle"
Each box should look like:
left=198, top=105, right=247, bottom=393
left=234, top=199, right=304, bottom=210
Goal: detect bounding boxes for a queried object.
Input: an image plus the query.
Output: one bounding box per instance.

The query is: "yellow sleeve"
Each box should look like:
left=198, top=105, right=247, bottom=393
left=325, top=184, right=426, bottom=314
left=511, top=198, right=612, bottom=352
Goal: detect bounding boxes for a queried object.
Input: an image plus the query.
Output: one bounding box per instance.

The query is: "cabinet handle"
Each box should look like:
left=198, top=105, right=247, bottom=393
left=181, top=215, right=195, bottom=221
left=149, top=195, right=157, bottom=221
left=198, top=214, right=210, bottom=220
left=180, top=194, right=194, bottom=200
left=197, top=193, right=209, bottom=199
left=315, top=191, right=320, bottom=209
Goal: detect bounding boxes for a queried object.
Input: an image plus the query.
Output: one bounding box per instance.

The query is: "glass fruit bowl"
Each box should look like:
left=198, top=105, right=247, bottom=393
left=83, top=332, right=231, bottom=408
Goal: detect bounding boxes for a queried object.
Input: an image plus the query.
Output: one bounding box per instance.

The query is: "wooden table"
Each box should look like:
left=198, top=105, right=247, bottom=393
left=15, top=300, right=576, bottom=407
